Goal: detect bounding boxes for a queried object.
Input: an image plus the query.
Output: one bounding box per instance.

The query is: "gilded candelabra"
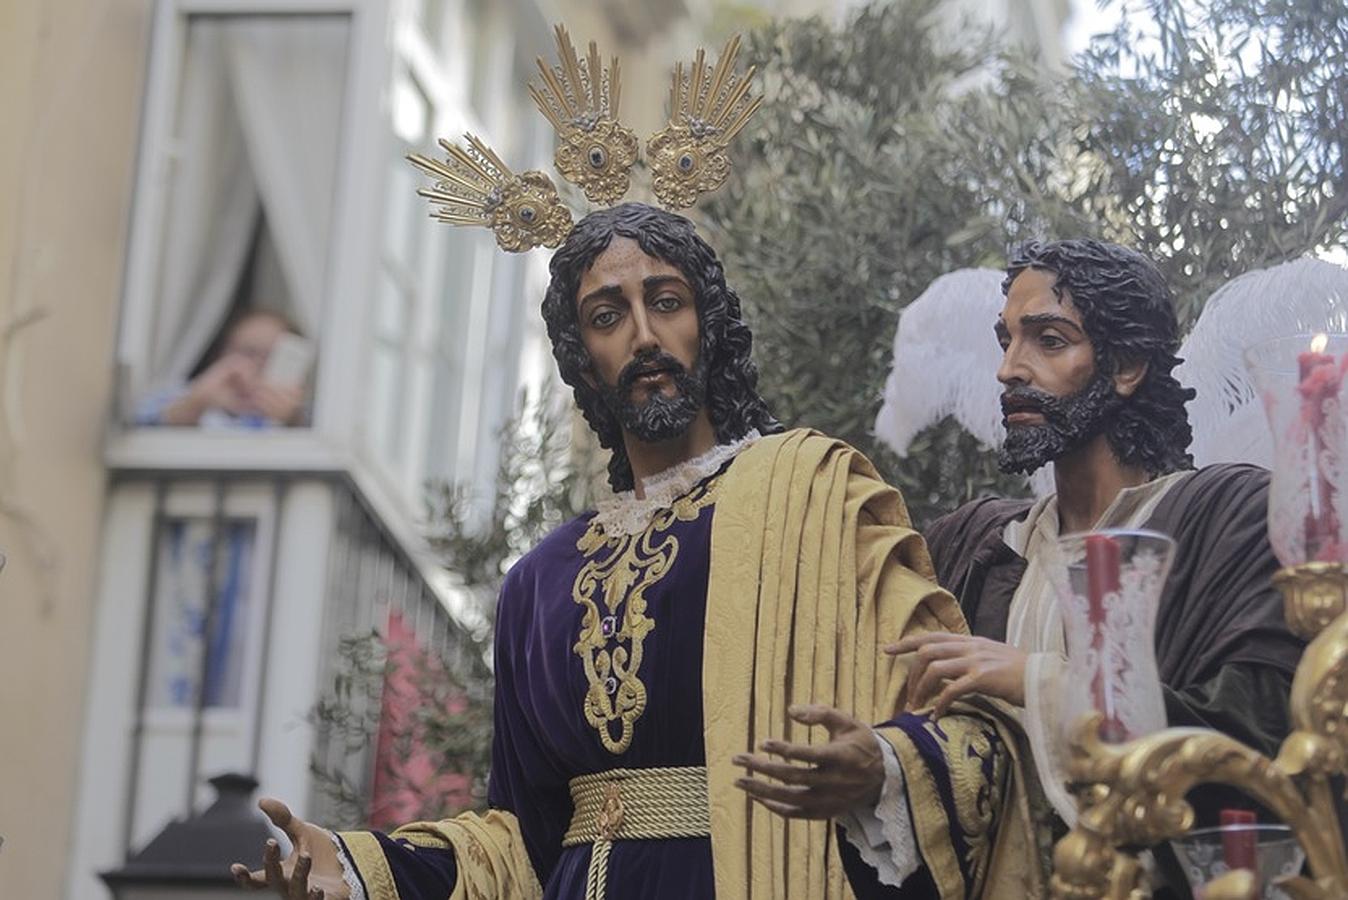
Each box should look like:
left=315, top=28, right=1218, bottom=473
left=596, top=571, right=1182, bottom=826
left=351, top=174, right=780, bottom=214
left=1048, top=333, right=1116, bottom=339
left=1051, top=333, right=1348, bottom=899
left=1050, top=562, right=1348, bottom=899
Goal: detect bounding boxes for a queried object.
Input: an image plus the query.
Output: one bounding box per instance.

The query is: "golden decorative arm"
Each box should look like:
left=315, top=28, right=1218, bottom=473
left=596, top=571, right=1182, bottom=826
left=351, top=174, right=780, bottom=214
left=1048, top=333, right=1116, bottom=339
left=1050, top=717, right=1340, bottom=899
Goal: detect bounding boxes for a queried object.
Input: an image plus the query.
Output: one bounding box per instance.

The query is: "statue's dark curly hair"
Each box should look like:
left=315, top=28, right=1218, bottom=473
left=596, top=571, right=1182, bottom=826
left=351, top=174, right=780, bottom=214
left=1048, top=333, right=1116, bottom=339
left=1003, top=239, right=1196, bottom=476
left=542, top=203, right=782, bottom=491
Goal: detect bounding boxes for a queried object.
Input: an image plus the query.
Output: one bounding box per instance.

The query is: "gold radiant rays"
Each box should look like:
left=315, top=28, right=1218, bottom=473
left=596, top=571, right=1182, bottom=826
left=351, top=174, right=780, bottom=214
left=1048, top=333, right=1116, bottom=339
left=648, top=35, right=763, bottom=210
left=529, top=25, right=639, bottom=206
left=407, top=135, right=572, bottom=252
left=408, top=29, right=762, bottom=251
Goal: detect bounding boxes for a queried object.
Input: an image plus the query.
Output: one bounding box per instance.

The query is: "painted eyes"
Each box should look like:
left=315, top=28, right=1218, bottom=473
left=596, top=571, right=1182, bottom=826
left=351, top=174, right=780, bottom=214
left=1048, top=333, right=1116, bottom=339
left=587, top=297, right=684, bottom=329
left=998, top=333, right=1069, bottom=352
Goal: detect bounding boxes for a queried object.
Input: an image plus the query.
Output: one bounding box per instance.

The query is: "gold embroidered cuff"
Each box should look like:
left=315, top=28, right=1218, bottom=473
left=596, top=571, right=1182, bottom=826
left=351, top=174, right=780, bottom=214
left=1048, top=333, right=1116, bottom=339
left=336, top=830, right=399, bottom=900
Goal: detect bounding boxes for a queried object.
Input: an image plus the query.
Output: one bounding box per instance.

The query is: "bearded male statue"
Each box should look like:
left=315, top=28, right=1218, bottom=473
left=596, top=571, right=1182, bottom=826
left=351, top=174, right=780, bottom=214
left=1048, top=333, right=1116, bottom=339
left=739, top=239, right=1305, bottom=899
left=232, top=204, right=1015, bottom=900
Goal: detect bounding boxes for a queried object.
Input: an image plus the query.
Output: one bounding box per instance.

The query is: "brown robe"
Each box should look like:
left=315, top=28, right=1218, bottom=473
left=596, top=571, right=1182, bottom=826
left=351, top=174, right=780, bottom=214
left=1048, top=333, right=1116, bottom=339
left=925, top=463, right=1306, bottom=897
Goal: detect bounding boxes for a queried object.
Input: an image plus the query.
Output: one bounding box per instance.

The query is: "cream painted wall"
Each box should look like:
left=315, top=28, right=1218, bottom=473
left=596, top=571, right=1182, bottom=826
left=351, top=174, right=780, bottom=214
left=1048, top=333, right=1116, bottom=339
left=0, top=1, right=152, bottom=897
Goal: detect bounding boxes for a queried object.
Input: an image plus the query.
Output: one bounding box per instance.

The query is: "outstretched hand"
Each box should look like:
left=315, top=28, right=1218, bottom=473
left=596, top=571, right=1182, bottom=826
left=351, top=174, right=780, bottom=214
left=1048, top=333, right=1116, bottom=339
left=732, top=704, right=884, bottom=820
left=231, top=798, right=350, bottom=899
left=887, top=632, right=1027, bottom=717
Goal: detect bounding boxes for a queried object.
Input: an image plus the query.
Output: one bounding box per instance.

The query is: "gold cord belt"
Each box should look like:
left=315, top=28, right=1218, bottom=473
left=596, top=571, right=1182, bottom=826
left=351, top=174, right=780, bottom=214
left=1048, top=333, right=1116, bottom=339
left=562, top=765, right=710, bottom=900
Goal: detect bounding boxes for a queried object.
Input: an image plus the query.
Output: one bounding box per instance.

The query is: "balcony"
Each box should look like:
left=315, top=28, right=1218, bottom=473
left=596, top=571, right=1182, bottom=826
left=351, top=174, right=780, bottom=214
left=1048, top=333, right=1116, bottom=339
left=67, top=429, right=478, bottom=899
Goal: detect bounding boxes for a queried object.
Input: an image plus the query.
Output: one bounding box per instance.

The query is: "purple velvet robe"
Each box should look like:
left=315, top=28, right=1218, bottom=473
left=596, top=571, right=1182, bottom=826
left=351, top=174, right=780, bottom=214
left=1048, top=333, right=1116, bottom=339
left=341, top=493, right=719, bottom=898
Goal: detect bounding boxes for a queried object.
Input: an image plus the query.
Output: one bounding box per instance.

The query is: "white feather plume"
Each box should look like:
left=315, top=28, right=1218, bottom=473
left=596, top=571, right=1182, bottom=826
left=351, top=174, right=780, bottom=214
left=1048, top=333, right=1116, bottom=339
left=875, top=268, right=1008, bottom=455
left=1178, top=256, right=1348, bottom=469
left=874, top=267, right=1056, bottom=496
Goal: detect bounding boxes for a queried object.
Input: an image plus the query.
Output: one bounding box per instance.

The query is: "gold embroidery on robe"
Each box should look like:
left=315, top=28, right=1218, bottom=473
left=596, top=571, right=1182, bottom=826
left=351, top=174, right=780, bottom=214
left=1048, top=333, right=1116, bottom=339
left=399, top=811, right=542, bottom=900
left=573, top=474, right=723, bottom=753
left=875, top=710, right=1010, bottom=900
left=338, top=831, right=399, bottom=898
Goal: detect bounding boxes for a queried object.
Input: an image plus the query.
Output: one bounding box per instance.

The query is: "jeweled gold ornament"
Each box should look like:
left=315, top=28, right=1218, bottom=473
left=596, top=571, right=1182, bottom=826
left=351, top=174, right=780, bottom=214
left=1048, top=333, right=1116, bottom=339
left=529, top=25, right=638, bottom=206
left=646, top=35, right=763, bottom=210
left=407, top=134, right=572, bottom=252
left=409, top=26, right=762, bottom=251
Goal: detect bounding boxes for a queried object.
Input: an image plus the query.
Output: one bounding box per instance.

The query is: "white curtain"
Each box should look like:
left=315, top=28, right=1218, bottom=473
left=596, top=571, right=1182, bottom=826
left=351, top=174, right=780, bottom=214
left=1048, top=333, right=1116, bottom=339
left=150, top=22, right=259, bottom=386
left=148, top=16, right=348, bottom=388
left=224, top=17, right=348, bottom=338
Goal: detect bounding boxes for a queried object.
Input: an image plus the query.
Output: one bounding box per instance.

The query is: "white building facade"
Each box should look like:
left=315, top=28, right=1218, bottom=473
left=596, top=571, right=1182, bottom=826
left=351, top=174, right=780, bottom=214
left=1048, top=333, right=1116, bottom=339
left=63, top=1, right=556, bottom=896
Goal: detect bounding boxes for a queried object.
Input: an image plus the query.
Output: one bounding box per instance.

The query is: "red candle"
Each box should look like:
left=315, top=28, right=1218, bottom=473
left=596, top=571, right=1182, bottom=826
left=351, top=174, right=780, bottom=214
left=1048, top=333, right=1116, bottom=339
left=1084, top=534, right=1124, bottom=740
left=1219, top=808, right=1257, bottom=879
left=1298, top=349, right=1335, bottom=384
left=1085, top=534, right=1121, bottom=619
left=1296, top=341, right=1342, bottom=561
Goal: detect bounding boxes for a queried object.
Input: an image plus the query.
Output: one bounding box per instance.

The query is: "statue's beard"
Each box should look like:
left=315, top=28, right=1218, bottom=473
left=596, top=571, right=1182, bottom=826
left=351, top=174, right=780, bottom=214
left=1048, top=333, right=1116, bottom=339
left=997, top=373, right=1122, bottom=475
left=597, top=348, right=708, bottom=443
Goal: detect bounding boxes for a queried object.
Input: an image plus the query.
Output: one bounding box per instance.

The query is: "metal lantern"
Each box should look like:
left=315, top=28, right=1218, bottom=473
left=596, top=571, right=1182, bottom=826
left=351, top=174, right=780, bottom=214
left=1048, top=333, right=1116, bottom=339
left=100, top=772, right=270, bottom=899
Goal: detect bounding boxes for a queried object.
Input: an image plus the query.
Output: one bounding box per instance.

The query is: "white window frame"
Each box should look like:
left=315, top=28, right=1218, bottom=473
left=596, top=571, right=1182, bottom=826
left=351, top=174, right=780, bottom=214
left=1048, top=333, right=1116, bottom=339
left=361, top=5, right=488, bottom=504
left=365, top=3, right=556, bottom=506
left=113, top=0, right=388, bottom=451
left=110, top=0, right=556, bottom=519
left=141, top=483, right=276, bottom=730
left=129, top=481, right=279, bottom=842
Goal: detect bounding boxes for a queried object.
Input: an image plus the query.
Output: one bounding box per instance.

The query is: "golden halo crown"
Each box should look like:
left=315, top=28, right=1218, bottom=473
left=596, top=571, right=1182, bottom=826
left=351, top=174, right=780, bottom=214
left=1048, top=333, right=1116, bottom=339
left=407, top=25, right=762, bottom=253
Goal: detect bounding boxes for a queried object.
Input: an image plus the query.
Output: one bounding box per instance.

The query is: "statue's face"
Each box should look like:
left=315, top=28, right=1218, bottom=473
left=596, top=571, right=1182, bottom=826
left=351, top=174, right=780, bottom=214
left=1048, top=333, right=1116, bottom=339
left=994, top=268, right=1120, bottom=474
left=576, top=236, right=707, bottom=442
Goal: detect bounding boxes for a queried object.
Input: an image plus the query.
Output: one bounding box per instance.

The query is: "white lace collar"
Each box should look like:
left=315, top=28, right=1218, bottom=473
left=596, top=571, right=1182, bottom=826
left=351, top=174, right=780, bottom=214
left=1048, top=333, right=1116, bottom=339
left=590, top=431, right=760, bottom=538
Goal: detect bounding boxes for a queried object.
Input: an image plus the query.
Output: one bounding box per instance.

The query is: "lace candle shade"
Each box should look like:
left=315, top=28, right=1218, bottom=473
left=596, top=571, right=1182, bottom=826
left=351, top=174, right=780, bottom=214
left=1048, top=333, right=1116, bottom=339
left=1170, top=824, right=1304, bottom=899
left=1245, top=333, right=1348, bottom=566
left=1055, top=529, right=1174, bottom=745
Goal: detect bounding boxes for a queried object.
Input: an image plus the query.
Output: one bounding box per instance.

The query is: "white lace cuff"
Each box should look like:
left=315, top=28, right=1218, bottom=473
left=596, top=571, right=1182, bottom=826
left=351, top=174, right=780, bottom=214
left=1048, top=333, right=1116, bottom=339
left=1024, top=650, right=1079, bottom=826
left=836, top=730, right=921, bottom=888
left=331, top=832, right=368, bottom=900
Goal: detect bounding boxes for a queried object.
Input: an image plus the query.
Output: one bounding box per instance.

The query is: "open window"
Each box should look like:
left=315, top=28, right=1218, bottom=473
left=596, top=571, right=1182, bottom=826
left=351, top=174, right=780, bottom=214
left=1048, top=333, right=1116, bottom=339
left=119, top=11, right=351, bottom=430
